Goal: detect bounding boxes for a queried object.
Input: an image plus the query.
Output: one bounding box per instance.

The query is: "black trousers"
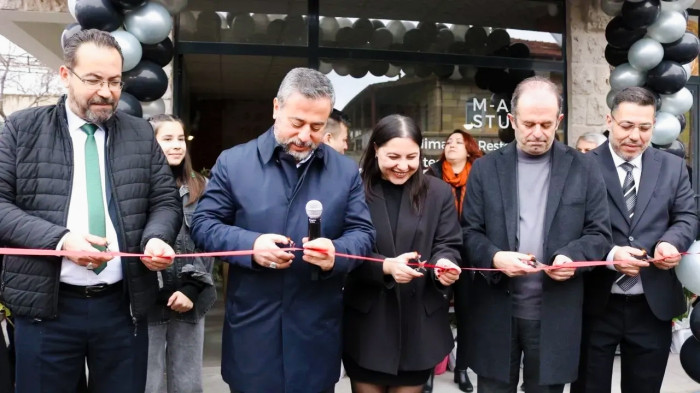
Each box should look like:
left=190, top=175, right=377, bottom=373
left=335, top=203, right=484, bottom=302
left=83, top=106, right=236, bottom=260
left=453, top=273, right=471, bottom=370
left=477, top=318, right=564, bottom=393
left=571, top=294, right=671, bottom=393
left=232, top=388, right=334, bottom=393
left=13, top=288, right=148, bottom=393
left=0, top=318, right=13, bottom=393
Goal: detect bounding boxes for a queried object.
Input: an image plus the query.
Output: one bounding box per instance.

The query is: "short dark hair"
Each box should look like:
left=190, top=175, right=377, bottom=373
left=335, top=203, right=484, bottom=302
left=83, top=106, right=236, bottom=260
left=611, top=87, right=656, bottom=113
left=63, top=29, right=123, bottom=69
left=330, top=109, right=350, bottom=126
left=360, top=114, right=427, bottom=213
left=511, top=76, right=562, bottom=116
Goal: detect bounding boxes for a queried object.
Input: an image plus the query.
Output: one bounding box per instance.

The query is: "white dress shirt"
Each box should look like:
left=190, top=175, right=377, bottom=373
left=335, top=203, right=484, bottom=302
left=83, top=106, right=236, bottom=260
left=606, top=143, right=644, bottom=295
left=59, top=106, right=122, bottom=285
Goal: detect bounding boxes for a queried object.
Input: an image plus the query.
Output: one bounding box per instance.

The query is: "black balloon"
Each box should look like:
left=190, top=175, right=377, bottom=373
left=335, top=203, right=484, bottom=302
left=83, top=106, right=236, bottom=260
left=141, top=38, right=174, bottom=67
left=692, top=303, right=700, bottom=340
left=621, top=0, right=661, bottom=29
left=368, top=61, right=390, bottom=77
left=509, top=43, right=530, bottom=58
left=116, top=92, right=143, bottom=118
left=646, top=61, right=687, bottom=95
left=663, top=33, right=700, bottom=64
left=681, top=337, right=700, bottom=383
left=474, top=68, right=493, bottom=90
left=489, top=69, right=512, bottom=94
left=605, top=45, right=629, bottom=67
left=61, top=23, right=82, bottom=50
left=486, top=29, right=510, bottom=54
left=110, top=0, right=146, bottom=10
left=434, top=64, right=454, bottom=79
left=498, top=126, right=515, bottom=143
left=664, top=139, right=686, bottom=159
left=414, top=63, right=432, bottom=78
left=352, top=18, right=374, bottom=44
left=510, top=69, right=536, bottom=83
left=605, top=16, right=647, bottom=49
left=75, top=0, right=123, bottom=31
left=123, top=60, right=169, bottom=102
left=678, top=114, right=687, bottom=131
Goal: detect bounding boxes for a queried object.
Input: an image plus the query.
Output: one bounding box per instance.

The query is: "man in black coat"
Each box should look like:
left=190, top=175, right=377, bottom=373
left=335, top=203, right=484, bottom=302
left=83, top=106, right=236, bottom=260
left=571, top=87, right=697, bottom=393
left=463, top=76, right=611, bottom=392
left=0, top=30, right=181, bottom=393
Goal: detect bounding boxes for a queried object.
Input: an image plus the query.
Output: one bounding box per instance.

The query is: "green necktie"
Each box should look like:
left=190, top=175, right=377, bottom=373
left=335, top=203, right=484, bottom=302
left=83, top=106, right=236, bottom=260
left=81, top=123, right=107, bottom=274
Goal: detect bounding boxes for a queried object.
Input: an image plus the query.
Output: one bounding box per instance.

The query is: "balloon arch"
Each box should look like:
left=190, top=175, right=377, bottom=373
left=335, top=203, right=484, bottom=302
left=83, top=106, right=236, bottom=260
left=62, top=0, right=186, bottom=118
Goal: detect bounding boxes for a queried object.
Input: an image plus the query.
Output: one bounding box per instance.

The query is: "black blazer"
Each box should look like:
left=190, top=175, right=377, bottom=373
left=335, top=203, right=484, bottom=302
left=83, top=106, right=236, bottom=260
left=343, top=176, right=462, bottom=374
left=462, top=141, right=612, bottom=385
left=584, top=143, right=697, bottom=321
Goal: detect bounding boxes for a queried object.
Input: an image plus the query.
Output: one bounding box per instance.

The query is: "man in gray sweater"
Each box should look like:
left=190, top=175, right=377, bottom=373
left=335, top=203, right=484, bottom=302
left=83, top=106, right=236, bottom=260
left=462, top=76, right=611, bottom=393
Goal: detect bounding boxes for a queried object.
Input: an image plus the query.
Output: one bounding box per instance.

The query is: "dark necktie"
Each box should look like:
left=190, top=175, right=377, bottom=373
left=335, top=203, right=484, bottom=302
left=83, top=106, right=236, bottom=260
left=81, top=123, right=107, bottom=274
left=617, top=162, right=637, bottom=291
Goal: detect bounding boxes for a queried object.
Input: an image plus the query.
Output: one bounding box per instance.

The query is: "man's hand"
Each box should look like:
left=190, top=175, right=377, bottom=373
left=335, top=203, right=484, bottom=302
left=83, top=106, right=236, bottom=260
left=492, top=251, right=538, bottom=277
left=168, top=291, right=194, bottom=313
left=252, top=234, right=294, bottom=269
left=545, top=254, right=576, bottom=281
left=383, top=251, right=424, bottom=284
left=613, top=246, right=649, bottom=276
left=302, top=237, right=335, bottom=271
left=141, top=238, right=175, bottom=271
left=62, top=232, right=113, bottom=268
left=653, top=241, right=681, bottom=270
left=435, top=258, right=461, bottom=286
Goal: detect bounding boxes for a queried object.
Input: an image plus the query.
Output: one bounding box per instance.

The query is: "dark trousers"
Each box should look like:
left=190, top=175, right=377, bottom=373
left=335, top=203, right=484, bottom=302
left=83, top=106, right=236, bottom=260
left=453, top=274, right=470, bottom=370
left=14, top=288, right=148, bottom=393
left=0, top=318, right=13, bottom=393
left=231, top=388, right=334, bottom=393
left=477, top=318, right=564, bottom=393
left=571, top=294, right=671, bottom=393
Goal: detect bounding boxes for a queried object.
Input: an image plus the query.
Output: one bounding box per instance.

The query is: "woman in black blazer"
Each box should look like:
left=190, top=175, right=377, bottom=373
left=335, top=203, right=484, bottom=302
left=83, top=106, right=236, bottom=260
left=343, top=114, right=463, bottom=393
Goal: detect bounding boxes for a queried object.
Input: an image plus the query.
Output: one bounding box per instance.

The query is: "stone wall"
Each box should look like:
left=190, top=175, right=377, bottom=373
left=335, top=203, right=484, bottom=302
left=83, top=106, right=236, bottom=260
left=566, top=0, right=611, bottom=146
left=0, top=0, right=66, bottom=12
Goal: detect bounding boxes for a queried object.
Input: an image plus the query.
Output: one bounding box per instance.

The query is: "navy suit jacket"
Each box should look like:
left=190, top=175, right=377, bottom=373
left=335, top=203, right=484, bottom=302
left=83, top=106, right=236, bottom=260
left=584, top=143, right=697, bottom=321
left=463, top=141, right=612, bottom=384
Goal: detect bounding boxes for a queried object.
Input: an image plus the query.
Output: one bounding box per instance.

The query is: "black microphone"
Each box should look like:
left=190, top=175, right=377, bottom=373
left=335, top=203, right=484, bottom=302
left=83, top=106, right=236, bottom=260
left=306, top=200, right=323, bottom=281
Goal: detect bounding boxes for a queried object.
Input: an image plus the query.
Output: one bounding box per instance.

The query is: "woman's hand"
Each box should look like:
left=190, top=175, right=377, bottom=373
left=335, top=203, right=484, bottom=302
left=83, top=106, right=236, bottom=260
left=383, top=251, right=424, bottom=284
left=435, top=258, right=461, bottom=286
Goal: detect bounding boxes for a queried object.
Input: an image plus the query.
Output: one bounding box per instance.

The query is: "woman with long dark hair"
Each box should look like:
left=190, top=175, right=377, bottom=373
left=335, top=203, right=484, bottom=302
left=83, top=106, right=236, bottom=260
left=425, top=130, right=483, bottom=392
left=343, top=114, right=462, bottom=393
left=145, top=114, right=216, bottom=393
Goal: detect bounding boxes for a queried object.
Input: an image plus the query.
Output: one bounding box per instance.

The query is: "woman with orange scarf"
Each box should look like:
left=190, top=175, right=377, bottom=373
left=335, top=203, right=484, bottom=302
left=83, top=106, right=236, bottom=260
left=425, top=130, right=483, bottom=393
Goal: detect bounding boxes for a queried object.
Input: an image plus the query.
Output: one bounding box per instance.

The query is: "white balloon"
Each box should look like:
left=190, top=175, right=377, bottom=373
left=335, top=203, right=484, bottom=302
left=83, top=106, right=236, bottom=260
left=628, top=38, right=664, bottom=71
left=385, top=64, right=400, bottom=78
left=652, top=111, right=682, bottom=145
left=320, top=17, right=339, bottom=42
left=449, top=65, right=462, bottom=80
left=648, top=11, right=688, bottom=44
left=337, top=17, right=352, bottom=28
left=318, top=60, right=333, bottom=74
left=68, top=0, right=77, bottom=20
left=386, top=20, right=406, bottom=44
left=124, top=2, right=173, bottom=45
left=660, top=87, right=694, bottom=115
left=141, top=99, right=166, bottom=119
left=450, top=24, right=468, bottom=42
left=678, top=241, right=700, bottom=296
left=110, top=30, right=142, bottom=72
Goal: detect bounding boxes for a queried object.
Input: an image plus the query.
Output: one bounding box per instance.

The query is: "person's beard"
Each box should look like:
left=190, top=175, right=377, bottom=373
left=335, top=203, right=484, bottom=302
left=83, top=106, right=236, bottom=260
left=274, top=132, right=318, bottom=162
left=68, top=87, right=116, bottom=124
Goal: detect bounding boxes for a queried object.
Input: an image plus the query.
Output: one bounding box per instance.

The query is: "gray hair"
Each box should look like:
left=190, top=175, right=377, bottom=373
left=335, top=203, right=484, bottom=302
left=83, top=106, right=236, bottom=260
left=511, top=76, right=563, bottom=116
left=64, top=29, right=123, bottom=69
left=276, top=67, right=335, bottom=107
left=576, top=132, right=607, bottom=146
left=611, top=87, right=656, bottom=113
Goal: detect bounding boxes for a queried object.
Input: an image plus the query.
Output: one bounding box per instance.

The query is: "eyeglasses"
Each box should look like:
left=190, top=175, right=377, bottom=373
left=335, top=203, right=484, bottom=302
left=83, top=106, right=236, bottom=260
left=67, top=67, right=124, bottom=91
left=610, top=115, right=653, bottom=133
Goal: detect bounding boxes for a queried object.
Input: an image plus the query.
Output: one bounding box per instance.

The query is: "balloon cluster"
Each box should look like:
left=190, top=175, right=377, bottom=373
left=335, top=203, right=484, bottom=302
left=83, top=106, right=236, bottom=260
left=677, top=242, right=700, bottom=382
left=603, top=0, right=698, bottom=148
left=62, top=0, right=185, bottom=118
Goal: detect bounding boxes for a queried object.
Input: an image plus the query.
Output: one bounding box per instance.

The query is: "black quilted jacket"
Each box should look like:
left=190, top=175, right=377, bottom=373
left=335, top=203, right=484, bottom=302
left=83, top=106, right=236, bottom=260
left=0, top=96, right=182, bottom=320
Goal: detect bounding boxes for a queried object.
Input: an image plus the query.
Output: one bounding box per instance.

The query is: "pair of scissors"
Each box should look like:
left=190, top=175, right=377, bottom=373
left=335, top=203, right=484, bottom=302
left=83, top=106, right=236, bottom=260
left=410, top=254, right=425, bottom=272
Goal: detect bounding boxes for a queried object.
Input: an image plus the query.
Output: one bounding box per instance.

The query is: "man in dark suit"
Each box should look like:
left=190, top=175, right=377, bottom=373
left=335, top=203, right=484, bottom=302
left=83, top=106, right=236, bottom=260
left=571, top=87, right=697, bottom=393
left=463, top=76, right=612, bottom=393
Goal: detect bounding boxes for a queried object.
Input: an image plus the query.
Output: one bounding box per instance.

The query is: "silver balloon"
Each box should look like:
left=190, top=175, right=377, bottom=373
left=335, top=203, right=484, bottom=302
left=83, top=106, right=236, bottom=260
left=648, top=11, right=687, bottom=44
left=450, top=24, right=468, bottom=42
left=251, top=14, right=269, bottom=35
left=110, top=30, right=142, bottom=72
left=124, top=2, right=173, bottom=45
left=448, top=65, right=462, bottom=80
left=386, top=20, right=406, bottom=44
left=68, top=0, right=77, bottom=20
left=683, top=62, right=693, bottom=80
left=628, top=38, right=664, bottom=71
left=318, top=60, right=333, bottom=74
left=678, top=241, right=700, bottom=296
left=606, top=89, right=618, bottom=109
left=319, top=17, right=339, bottom=42
left=652, top=111, right=682, bottom=145
left=609, top=63, right=647, bottom=90
left=660, top=87, right=693, bottom=115
left=385, top=64, right=401, bottom=78
left=151, top=0, right=188, bottom=15
left=141, top=99, right=166, bottom=119
left=601, top=0, right=624, bottom=16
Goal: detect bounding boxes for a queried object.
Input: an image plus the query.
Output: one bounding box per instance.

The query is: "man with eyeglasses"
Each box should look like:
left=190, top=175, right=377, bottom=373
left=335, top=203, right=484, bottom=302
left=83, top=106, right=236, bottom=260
left=0, top=29, right=181, bottom=393
left=572, top=87, right=697, bottom=393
